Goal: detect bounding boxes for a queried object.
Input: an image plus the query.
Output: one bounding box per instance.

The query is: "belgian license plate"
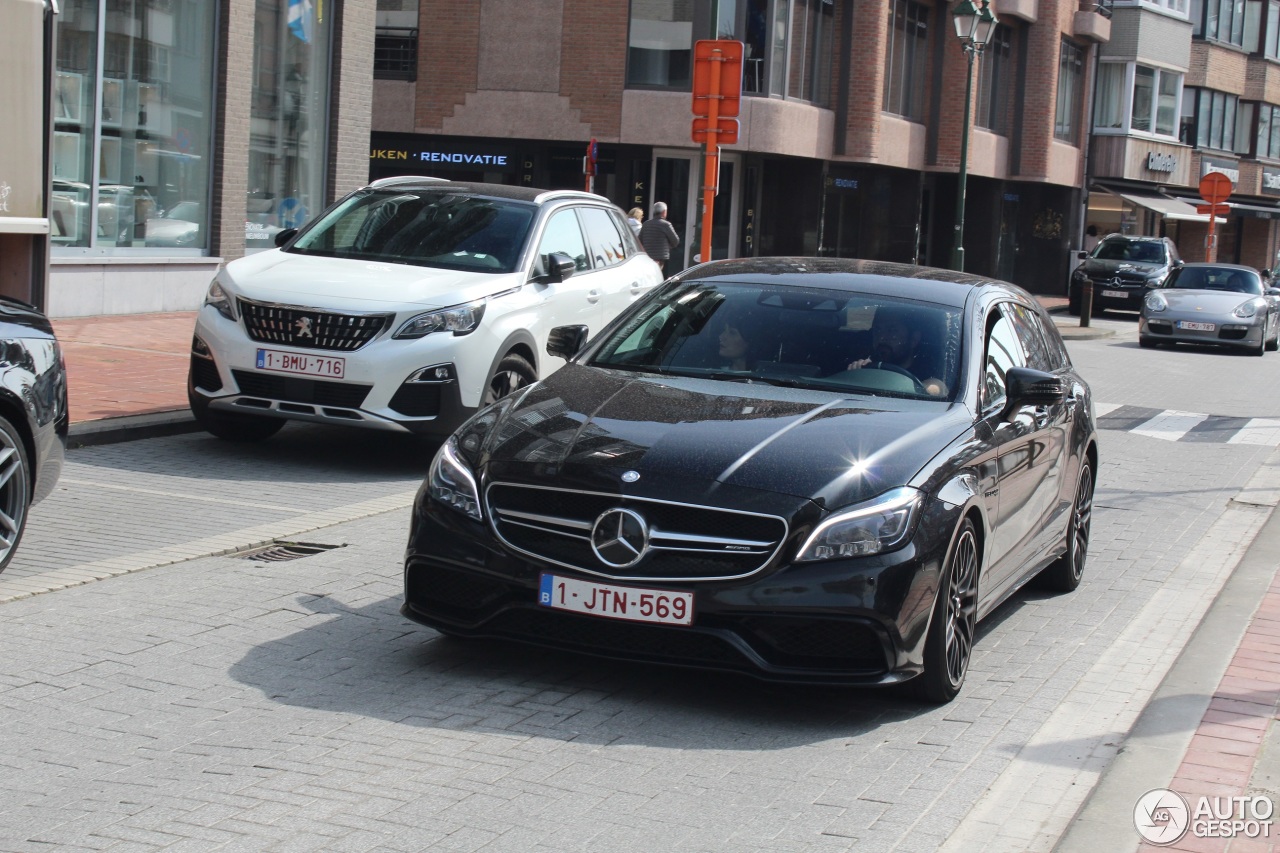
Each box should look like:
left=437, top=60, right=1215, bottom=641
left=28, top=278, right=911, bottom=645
left=539, top=573, right=694, bottom=626
left=1102, top=289, right=1127, bottom=298
left=255, top=348, right=345, bottom=379
left=1177, top=320, right=1216, bottom=332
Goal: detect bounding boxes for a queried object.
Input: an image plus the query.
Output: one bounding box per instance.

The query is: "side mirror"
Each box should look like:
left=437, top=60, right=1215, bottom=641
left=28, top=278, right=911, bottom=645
left=547, top=325, right=590, bottom=361
left=1077, top=251, right=1088, bottom=260
left=1003, top=366, right=1065, bottom=415
left=1267, top=288, right=1280, bottom=297
left=273, top=228, right=298, bottom=248
left=1173, top=259, right=1184, bottom=268
left=1264, top=269, right=1273, bottom=278
left=544, top=252, right=577, bottom=283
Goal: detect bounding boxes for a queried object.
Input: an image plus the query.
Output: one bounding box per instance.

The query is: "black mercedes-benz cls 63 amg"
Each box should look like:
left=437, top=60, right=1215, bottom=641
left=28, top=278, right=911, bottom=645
left=403, top=258, right=1098, bottom=703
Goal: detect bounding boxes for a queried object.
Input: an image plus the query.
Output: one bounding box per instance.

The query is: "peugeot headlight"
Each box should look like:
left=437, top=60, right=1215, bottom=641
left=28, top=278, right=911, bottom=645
left=204, top=279, right=236, bottom=321
left=394, top=300, right=486, bottom=339
left=1144, top=291, right=1168, bottom=313
left=427, top=436, right=482, bottom=521
left=795, top=487, right=923, bottom=562
left=1234, top=299, right=1260, bottom=319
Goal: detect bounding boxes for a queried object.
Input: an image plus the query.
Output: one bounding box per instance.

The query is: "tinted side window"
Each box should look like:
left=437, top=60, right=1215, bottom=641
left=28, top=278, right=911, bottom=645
left=579, top=207, right=627, bottom=270
left=1007, top=304, right=1055, bottom=372
left=537, top=210, right=590, bottom=272
left=984, top=311, right=1028, bottom=411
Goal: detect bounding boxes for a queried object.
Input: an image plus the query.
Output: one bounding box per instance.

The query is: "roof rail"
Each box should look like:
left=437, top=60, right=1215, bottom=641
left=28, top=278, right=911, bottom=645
left=367, top=175, right=451, bottom=189
left=534, top=189, right=609, bottom=204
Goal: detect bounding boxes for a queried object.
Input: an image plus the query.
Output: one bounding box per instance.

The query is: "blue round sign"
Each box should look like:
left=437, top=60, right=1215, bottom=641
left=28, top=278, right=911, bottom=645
left=278, top=197, right=306, bottom=229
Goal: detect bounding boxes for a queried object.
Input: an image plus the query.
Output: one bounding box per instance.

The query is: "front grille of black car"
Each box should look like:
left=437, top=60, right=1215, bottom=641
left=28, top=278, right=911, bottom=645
left=485, top=482, right=788, bottom=581
left=493, top=609, right=745, bottom=665
left=190, top=354, right=223, bottom=392
left=231, top=370, right=372, bottom=408
left=742, top=616, right=885, bottom=670
left=238, top=298, right=392, bottom=352
left=1086, top=271, right=1151, bottom=287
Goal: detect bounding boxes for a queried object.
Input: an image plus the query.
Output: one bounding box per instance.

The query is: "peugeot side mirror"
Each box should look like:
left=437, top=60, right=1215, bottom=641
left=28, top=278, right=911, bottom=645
left=544, top=252, right=577, bottom=283
left=1003, top=366, right=1065, bottom=417
left=274, top=228, right=298, bottom=248
left=547, top=325, right=590, bottom=361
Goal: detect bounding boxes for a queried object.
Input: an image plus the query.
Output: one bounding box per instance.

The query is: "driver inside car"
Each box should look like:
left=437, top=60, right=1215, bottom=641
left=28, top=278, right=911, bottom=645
left=847, top=305, right=949, bottom=397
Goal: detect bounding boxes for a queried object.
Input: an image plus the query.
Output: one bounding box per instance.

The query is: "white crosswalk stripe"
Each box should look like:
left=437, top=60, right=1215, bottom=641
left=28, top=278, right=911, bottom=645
left=1131, top=410, right=1209, bottom=442
left=1227, top=418, right=1280, bottom=446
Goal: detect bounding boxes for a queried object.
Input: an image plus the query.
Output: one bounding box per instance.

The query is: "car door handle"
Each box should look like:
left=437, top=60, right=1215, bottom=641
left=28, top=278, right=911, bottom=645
left=630, top=281, right=642, bottom=293
left=587, top=289, right=601, bottom=303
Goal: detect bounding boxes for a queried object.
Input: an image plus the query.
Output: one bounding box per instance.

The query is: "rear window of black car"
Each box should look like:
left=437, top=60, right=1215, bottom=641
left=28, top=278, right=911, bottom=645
left=590, top=280, right=964, bottom=401
left=286, top=190, right=536, bottom=273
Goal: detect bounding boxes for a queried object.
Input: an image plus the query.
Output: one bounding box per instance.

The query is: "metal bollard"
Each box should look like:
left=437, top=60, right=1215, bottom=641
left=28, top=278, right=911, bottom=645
left=1079, top=280, right=1093, bottom=328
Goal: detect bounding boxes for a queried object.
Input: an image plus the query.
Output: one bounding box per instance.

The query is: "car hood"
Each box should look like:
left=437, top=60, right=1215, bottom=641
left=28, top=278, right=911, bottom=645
left=1160, top=289, right=1264, bottom=313
left=1077, top=257, right=1166, bottom=277
left=468, top=364, right=974, bottom=509
left=221, top=250, right=524, bottom=311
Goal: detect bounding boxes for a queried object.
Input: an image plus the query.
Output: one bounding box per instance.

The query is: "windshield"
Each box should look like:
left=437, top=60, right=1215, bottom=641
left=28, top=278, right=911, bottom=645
left=589, top=281, right=963, bottom=401
left=1167, top=266, right=1263, bottom=294
left=1093, top=239, right=1166, bottom=264
left=286, top=190, right=535, bottom=273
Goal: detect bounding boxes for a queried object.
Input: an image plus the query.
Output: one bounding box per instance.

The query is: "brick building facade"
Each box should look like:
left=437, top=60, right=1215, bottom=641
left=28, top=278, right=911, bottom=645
left=372, top=0, right=1113, bottom=295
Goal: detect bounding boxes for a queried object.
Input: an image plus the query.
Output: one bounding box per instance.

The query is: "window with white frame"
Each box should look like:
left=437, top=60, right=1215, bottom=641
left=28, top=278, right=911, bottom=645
left=1094, top=63, right=1183, bottom=136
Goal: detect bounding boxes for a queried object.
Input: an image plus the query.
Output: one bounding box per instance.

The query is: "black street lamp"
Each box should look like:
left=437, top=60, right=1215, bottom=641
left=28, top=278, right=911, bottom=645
left=950, top=0, right=998, bottom=272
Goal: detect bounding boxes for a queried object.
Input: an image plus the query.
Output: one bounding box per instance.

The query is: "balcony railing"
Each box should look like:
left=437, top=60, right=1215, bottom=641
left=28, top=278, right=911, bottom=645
left=374, top=27, right=418, bottom=81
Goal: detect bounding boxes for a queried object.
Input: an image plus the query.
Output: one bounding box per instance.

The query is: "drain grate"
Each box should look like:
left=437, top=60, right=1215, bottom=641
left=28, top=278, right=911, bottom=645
left=233, top=541, right=346, bottom=562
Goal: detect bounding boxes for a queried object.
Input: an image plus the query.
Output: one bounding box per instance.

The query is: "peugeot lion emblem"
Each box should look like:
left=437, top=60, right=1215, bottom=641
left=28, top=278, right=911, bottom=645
left=294, top=316, right=314, bottom=339
left=590, top=508, right=650, bottom=569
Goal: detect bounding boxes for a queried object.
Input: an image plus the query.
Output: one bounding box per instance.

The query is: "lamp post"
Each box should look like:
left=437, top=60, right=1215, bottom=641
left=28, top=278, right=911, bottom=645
left=950, top=0, right=998, bottom=272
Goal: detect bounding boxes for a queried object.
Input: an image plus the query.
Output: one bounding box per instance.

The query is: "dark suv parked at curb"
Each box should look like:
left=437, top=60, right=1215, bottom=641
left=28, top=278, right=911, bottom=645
left=1069, top=234, right=1181, bottom=316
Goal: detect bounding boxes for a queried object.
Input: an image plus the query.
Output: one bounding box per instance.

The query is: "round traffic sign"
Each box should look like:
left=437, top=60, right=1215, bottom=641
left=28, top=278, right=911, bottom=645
left=1200, top=171, right=1233, bottom=204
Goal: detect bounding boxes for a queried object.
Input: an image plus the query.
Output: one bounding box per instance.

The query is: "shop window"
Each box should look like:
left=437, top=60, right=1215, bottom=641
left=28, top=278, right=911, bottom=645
left=975, top=24, right=1014, bottom=135
left=1054, top=39, right=1085, bottom=144
left=246, top=0, right=333, bottom=250
left=883, top=0, right=930, bottom=121
left=52, top=0, right=216, bottom=251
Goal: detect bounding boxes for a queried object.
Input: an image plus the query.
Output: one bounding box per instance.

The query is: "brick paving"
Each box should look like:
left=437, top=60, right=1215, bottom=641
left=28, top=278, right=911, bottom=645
left=1138, top=566, right=1280, bottom=853
left=52, top=311, right=195, bottom=423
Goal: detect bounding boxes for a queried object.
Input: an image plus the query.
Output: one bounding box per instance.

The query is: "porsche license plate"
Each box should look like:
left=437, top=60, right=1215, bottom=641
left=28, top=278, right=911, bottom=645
left=1176, top=320, right=1216, bottom=332
left=255, top=348, right=346, bottom=379
left=539, top=573, right=694, bottom=626
left=1102, top=289, right=1127, bottom=298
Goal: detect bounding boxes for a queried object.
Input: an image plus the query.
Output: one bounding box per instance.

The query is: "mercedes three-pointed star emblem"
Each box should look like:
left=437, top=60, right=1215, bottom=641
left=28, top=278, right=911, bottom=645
left=590, top=507, right=650, bottom=569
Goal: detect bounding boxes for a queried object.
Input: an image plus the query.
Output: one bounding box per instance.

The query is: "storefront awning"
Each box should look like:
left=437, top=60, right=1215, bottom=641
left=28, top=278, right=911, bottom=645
left=1114, top=191, right=1222, bottom=223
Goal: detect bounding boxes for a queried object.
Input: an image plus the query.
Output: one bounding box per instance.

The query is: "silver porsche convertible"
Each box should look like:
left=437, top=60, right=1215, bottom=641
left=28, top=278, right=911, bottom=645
left=1139, top=263, right=1280, bottom=355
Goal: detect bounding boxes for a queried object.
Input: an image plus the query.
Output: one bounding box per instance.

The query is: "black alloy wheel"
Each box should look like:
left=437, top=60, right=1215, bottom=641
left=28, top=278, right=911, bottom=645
left=188, top=386, right=285, bottom=442
left=482, top=353, right=537, bottom=407
left=0, top=415, right=30, bottom=573
left=1040, top=460, right=1094, bottom=592
left=916, top=518, right=979, bottom=704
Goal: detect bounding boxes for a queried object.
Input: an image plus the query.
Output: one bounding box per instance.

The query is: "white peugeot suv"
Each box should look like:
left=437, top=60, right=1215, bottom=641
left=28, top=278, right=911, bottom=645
left=189, top=177, right=663, bottom=441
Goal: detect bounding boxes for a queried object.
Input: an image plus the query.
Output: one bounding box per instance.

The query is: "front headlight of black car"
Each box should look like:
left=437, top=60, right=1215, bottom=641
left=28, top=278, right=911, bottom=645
left=427, top=436, right=482, bottom=521
left=795, top=486, right=923, bottom=562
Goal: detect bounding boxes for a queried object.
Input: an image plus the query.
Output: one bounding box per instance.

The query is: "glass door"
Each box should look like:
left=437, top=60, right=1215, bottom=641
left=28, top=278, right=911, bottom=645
left=650, top=149, right=742, bottom=270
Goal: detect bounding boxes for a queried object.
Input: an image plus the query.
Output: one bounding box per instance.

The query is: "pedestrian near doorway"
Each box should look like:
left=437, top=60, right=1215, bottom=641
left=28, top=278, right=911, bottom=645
left=627, top=207, right=644, bottom=237
left=640, top=201, right=680, bottom=277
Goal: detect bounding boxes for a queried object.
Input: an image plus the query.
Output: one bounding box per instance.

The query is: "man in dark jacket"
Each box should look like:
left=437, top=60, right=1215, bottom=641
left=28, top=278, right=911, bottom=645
left=639, top=201, right=680, bottom=277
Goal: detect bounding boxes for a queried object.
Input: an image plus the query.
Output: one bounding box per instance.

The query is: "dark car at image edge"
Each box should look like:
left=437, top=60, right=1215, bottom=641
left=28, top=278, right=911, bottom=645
left=402, top=258, right=1099, bottom=703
